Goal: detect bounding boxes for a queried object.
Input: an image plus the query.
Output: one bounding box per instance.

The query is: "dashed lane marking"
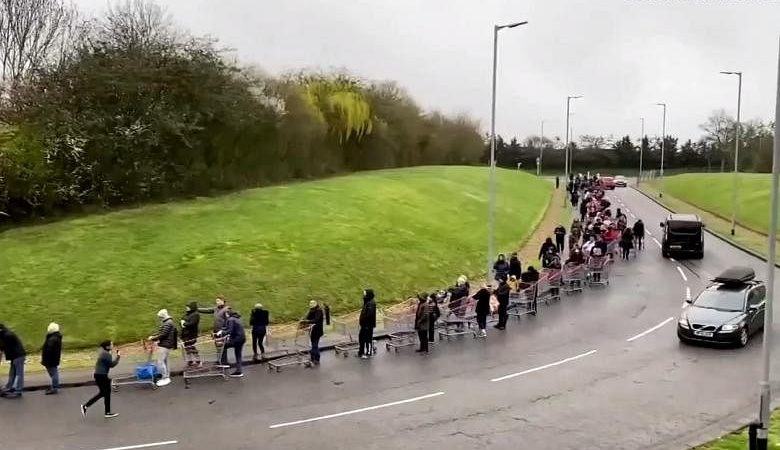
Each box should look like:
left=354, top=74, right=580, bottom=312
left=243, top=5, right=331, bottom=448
left=490, top=350, right=598, bottom=382
left=676, top=266, right=688, bottom=282
left=269, top=392, right=446, bottom=428
left=90, top=441, right=178, bottom=450
left=626, top=317, right=675, bottom=342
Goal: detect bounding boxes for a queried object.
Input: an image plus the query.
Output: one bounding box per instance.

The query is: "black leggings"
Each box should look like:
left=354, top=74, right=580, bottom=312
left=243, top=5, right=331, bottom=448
left=476, top=312, right=488, bottom=330
left=85, top=374, right=111, bottom=414
left=358, top=327, right=373, bottom=356
left=252, top=327, right=266, bottom=356
left=417, top=329, right=429, bottom=352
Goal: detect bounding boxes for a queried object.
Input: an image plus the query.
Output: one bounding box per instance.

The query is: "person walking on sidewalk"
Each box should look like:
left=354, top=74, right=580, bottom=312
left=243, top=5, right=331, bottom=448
left=414, top=294, right=430, bottom=353
left=494, top=277, right=511, bottom=330
left=148, top=309, right=177, bottom=387
left=303, top=301, right=324, bottom=365
left=180, top=302, right=201, bottom=367
left=473, top=283, right=492, bottom=337
left=81, top=341, right=121, bottom=419
left=199, top=297, right=230, bottom=367
left=222, top=307, right=246, bottom=377
left=250, top=303, right=269, bottom=361
left=358, top=289, right=377, bottom=359
left=0, top=324, right=26, bottom=399
left=554, top=224, right=567, bottom=253
left=41, top=323, right=63, bottom=395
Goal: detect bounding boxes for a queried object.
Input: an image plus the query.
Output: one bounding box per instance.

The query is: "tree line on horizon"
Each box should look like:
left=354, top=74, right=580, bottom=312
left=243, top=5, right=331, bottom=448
left=489, top=111, right=775, bottom=173
left=0, top=0, right=484, bottom=222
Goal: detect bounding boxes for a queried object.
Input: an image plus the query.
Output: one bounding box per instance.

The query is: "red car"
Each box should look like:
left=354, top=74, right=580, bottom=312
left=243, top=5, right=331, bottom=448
left=600, top=176, right=616, bottom=190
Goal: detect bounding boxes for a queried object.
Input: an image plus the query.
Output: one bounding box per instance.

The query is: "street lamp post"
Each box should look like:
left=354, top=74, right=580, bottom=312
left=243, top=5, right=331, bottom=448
left=639, top=117, right=645, bottom=184
left=487, top=20, right=528, bottom=284
left=720, top=71, right=743, bottom=236
left=564, top=96, right=583, bottom=181
left=656, top=103, right=667, bottom=198
left=538, top=120, right=545, bottom=176
left=756, top=36, right=779, bottom=450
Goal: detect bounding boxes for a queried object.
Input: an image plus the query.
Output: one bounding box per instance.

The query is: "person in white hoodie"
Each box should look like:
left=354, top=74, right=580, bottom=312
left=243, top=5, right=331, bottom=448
left=148, top=309, right=177, bottom=387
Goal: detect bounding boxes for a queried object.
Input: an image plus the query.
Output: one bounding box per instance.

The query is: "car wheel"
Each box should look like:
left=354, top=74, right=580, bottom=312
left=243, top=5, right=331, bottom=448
left=694, top=251, right=704, bottom=260
left=737, top=328, right=749, bottom=347
left=662, top=249, right=669, bottom=258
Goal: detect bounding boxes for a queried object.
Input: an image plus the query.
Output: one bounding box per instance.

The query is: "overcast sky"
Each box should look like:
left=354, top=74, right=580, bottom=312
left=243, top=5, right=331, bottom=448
left=74, top=0, right=779, bottom=143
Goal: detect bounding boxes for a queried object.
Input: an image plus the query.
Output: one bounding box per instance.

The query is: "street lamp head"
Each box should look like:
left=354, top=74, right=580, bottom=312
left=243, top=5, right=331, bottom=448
left=656, top=102, right=666, bottom=107
left=569, top=95, right=583, bottom=100
left=720, top=71, right=742, bottom=76
left=499, top=21, right=529, bottom=29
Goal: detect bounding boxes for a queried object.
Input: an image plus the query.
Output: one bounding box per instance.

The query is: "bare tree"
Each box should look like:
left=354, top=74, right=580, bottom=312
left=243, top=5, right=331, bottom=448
left=101, top=0, right=174, bottom=50
left=0, top=0, right=76, bottom=84
left=700, top=109, right=735, bottom=172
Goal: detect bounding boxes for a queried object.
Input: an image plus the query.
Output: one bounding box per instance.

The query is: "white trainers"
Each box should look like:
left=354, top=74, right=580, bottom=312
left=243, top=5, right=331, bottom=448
left=156, top=378, right=171, bottom=387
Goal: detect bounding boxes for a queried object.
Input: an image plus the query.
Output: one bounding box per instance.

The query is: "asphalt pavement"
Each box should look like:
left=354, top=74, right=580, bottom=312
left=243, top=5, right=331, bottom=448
left=2, top=185, right=779, bottom=450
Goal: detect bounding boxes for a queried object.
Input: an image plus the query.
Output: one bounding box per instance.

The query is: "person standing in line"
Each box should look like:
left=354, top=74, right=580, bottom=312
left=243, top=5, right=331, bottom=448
left=199, top=296, right=230, bottom=367
left=554, top=224, right=567, bottom=253
left=41, top=323, right=63, bottom=395
left=492, top=254, right=510, bottom=282
left=358, top=289, right=377, bottom=359
left=414, top=294, right=430, bottom=353
left=0, top=324, right=26, bottom=399
left=508, top=252, right=522, bottom=279
left=148, top=309, right=177, bottom=387
left=180, top=302, right=201, bottom=367
left=427, top=293, right=441, bottom=344
left=222, top=307, right=246, bottom=377
left=81, top=341, right=120, bottom=418
left=250, top=303, right=269, bottom=361
left=304, top=301, right=324, bottom=365
left=494, top=277, right=510, bottom=330
left=473, top=283, right=492, bottom=338
left=538, top=237, right=556, bottom=260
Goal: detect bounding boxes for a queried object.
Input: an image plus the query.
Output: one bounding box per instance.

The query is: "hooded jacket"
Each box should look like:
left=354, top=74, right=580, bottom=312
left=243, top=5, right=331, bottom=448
left=306, top=306, right=324, bottom=339
left=181, top=302, right=201, bottom=342
left=359, top=290, right=377, bottom=329
left=508, top=256, right=522, bottom=278
left=495, top=281, right=511, bottom=306
left=538, top=239, right=557, bottom=259
left=493, top=258, right=510, bottom=280
left=0, top=325, right=26, bottom=361
left=473, top=288, right=492, bottom=316
left=41, top=331, right=63, bottom=368
left=224, top=312, right=246, bottom=343
left=153, top=317, right=178, bottom=350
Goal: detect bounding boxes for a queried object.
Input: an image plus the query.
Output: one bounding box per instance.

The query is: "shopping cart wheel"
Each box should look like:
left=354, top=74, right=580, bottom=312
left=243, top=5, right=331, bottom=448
left=303, top=362, right=312, bottom=368
left=385, top=343, right=390, bottom=351
left=184, top=380, right=191, bottom=390
left=151, top=382, right=158, bottom=390
left=111, top=384, right=118, bottom=392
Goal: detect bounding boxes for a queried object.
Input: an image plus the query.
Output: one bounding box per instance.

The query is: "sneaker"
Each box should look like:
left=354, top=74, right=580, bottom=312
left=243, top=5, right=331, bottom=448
left=104, top=412, right=119, bottom=419
left=3, top=392, right=21, bottom=399
left=216, top=364, right=231, bottom=369
left=45, top=389, right=58, bottom=395
left=80, top=404, right=87, bottom=417
left=360, top=355, right=368, bottom=360
left=155, top=378, right=171, bottom=387
left=229, top=372, right=244, bottom=378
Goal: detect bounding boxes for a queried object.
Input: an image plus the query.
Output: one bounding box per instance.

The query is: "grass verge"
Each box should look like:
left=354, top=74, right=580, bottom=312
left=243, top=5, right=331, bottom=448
left=0, top=165, right=552, bottom=352
left=693, top=410, right=780, bottom=449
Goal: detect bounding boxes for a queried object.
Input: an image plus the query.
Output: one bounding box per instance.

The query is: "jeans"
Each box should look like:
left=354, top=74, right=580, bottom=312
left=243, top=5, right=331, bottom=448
left=85, top=374, right=111, bottom=414
left=310, top=334, right=321, bottom=363
left=252, top=327, right=266, bottom=356
left=157, top=347, right=171, bottom=379
left=183, top=339, right=200, bottom=365
left=46, top=366, right=60, bottom=390
left=4, top=357, right=24, bottom=393
left=231, top=340, right=245, bottom=373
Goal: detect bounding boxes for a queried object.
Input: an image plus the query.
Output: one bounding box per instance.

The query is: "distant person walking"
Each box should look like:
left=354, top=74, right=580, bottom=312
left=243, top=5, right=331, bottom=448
left=41, top=323, right=63, bottom=395
left=250, top=303, right=269, bottom=361
left=414, top=294, right=430, bottom=353
left=81, top=341, right=120, bottom=419
left=222, top=307, right=246, bottom=377
left=633, top=219, right=645, bottom=250
left=148, top=309, right=177, bottom=387
left=0, top=324, right=26, bottom=399
left=554, top=224, right=566, bottom=253
left=304, top=301, right=324, bottom=365
left=358, top=289, right=377, bottom=359
left=181, top=302, right=201, bottom=367
left=555, top=176, right=560, bottom=189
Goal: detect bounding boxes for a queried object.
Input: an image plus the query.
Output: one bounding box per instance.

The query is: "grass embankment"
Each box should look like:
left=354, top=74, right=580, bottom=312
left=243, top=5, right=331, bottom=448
left=0, top=166, right=552, bottom=351
left=641, top=173, right=778, bottom=259
left=694, top=410, right=780, bottom=449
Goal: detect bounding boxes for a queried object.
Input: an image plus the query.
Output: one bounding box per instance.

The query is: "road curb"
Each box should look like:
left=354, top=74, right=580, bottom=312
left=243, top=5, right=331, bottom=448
left=632, top=187, right=780, bottom=269
left=22, top=332, right=392, bottom=392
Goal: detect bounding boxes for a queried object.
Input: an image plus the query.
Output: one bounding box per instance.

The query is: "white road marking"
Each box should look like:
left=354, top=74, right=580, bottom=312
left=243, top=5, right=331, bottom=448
left=269, top=392, right=445, bottom=428
left=686, top=286, right=691, bottom=300
left=676, top=266, right=688, bottom=282
left=647, top=230, right=653, bottom=237
left=625, top=208, right=631, bottom=213
left=626, top=317, right=675, bottom=342
left=669, top=257, right=676, bottom=262
left=90, top=441, right=178, bottom=450
left=490, top=350, right=597, bottom=382
left=652, top=237, right=662, bottom=248
left=630, top=213, right=636, bottom=219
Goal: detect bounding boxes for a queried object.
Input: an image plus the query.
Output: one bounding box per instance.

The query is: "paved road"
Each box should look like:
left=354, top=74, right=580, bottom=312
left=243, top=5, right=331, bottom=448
left=3, top=186, right=779, bottom=450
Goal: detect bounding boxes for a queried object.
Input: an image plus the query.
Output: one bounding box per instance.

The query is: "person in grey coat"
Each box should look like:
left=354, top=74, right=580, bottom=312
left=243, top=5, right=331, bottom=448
left=199, top=297, right=230, bottom=366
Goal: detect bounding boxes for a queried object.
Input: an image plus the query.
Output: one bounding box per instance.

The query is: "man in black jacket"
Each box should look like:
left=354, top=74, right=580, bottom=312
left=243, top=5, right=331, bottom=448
left=250, top=303, right=269, bottom=361
left=554, top=225, right=567, bottom=253
left=0, top=324, right=26, bottom=398
left=358, top=289, right=376, bottom=359
left=148, top=309, right=177, bottom=387
left=508, top=252, right=522, bottom=279
left=41, top=323, right=63, bottom=395
left=304, top=301, right=324, bottom=365
left=181, top=302, right=201, bottom=367
left=494, top=277, right=511, bottom=330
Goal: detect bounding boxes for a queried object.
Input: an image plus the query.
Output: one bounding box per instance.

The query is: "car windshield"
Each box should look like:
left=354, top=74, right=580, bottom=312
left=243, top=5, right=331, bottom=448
left=668, top=221, right=700, bottom=234
left=693, top=287, right=745, bottom=312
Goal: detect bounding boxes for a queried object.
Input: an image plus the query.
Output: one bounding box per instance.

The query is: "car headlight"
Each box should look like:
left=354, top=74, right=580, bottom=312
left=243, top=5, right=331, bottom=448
left=721, top=323, right=740, bottom=332
left=678, top=318, right=689, bottom=329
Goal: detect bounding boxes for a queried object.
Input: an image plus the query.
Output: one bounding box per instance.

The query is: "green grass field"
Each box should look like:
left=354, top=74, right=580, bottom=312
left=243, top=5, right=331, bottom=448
left=694, top=410, right=780, bottom=449
left=0, top=166, right=552, bottom=350
left=663, top=173, right=773, bottom=234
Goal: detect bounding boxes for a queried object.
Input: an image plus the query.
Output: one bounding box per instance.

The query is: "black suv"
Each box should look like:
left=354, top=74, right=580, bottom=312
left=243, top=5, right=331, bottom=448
left=660, top=213, right=704, bottom=259
left=677, top=267, right=765, bottom=347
